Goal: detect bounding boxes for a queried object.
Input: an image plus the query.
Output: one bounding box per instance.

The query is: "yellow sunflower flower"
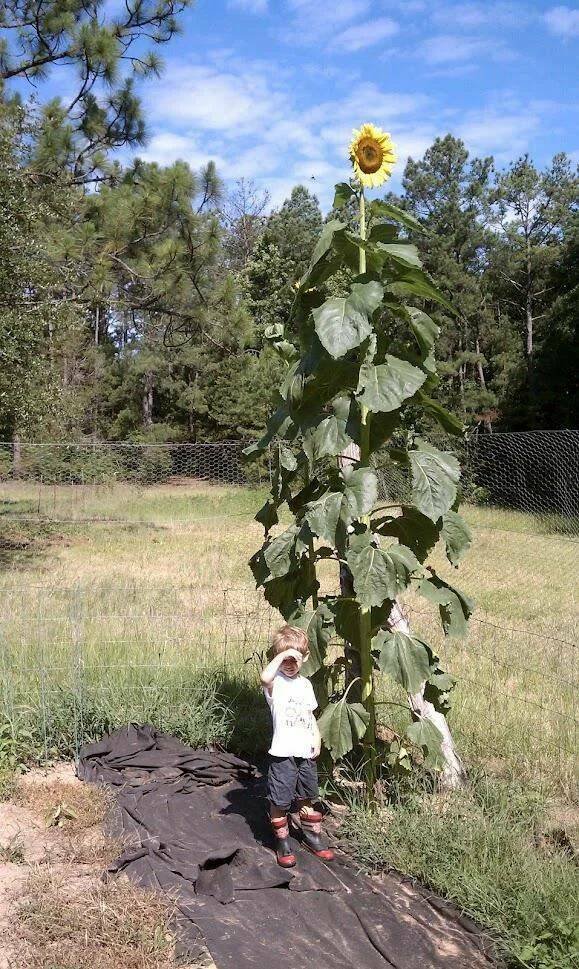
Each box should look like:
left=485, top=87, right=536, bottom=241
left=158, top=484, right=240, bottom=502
left=349, top=123, right=397, bottom=188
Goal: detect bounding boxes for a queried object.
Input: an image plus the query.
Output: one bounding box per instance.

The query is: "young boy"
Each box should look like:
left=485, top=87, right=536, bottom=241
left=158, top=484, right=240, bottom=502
left=260, top=625, right=334, bottom=868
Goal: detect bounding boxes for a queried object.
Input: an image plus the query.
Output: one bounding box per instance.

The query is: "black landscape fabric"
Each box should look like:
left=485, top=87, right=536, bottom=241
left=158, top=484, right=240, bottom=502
left=78, top=725, right=494, bottom=969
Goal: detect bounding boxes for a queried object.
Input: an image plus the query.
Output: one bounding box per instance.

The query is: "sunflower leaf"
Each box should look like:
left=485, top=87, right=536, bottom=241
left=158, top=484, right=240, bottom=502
left=386, top=268, right=456, bottom=314
left=409, top=442, right=460, bottom=522
left=407, top=308, right=440, bottom=354
left=303, top=491, right=344, bottom=545
left=357, top=355, right=427, bottom=413
left=288, top=603, right=335, bottom=677
left=441, top=510, right=472, bottom=566
left=379, top=243, right=422, bottom=269
left=374, top=629, right=436, bottom=694
left=313, top=281, right=384, bottom=359
left=255, top=498, right=279, bottom=533
left=298, top=219, right=346, bottom=291
left=341, top=467, right=379, bottom=523
left=371, top=200, right=424, bottom=233
left=417, top=572, right=474, bottom=637
left=406, top=718, right=445, bottom=769
left=302, top=397, right=355, bottom=465
left=373, top=507, right=439, bottom=563
left=333, top=182, right=355, bottom=209
left=416, top=391, right=464, bottom=436
left=318, top=699, right=370, bottom=760
left=346, top=531, right=420, bottom=608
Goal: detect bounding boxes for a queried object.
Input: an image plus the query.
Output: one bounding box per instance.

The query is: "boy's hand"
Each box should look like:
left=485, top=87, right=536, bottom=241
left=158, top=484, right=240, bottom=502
left=312, top=739, right=321, bottom=758
left=282, top=648, right=303, bottom=663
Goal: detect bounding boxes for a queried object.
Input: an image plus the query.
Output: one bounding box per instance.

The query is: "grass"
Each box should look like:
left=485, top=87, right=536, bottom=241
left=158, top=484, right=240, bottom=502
left=0, top=479, right=576, bottom=791
left=339, top=773, right=579, bottom=969
left=3, top=762, right=200, bottom=969
left=0, top=476, right=577, bottom=968
left=16, top=873, right=181, bottom=969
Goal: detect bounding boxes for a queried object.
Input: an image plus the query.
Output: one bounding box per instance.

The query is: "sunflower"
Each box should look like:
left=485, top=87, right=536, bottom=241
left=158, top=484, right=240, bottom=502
left=349, top=123, right=396, bottom=188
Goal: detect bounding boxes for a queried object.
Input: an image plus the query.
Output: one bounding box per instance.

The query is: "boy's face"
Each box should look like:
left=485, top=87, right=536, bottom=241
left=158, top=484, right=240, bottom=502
left=279, top=647, right=308, bottom=677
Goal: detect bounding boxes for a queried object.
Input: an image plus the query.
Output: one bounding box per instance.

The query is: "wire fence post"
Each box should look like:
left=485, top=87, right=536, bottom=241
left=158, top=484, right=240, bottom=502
left=70, top=582, right=85, bottom=764
left=38, top=603, right=49, bottom=765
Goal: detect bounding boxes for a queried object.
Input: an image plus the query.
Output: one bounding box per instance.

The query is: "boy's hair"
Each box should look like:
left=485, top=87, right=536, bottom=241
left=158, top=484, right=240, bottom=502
left=271, top=625, right=309, bottom=657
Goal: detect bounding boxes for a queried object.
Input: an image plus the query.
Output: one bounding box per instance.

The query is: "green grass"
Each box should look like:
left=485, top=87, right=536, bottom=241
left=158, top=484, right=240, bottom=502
left=0, top=480, right=576, bottom=790
left=339, top=774, right=579, bottom=969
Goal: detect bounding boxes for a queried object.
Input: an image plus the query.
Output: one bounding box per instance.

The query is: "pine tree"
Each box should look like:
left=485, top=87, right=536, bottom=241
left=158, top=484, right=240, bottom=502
left=266, top=185, right=323, bottom=282
left=398, top=135, right=498, bottom=427
left=244, top=238, right=295, bottom=341
left=0, top=0, right=192, bottom=183
left=0, top=102, right=83, bottom=440
left=488, top=153, right=578, bottom=426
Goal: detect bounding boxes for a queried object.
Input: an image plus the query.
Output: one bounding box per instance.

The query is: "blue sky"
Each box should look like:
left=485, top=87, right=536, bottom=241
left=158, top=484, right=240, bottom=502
left=19, top=1, right=579, bottom=208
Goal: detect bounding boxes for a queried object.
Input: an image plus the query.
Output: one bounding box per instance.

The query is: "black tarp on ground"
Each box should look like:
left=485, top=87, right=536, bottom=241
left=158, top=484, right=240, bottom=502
left=78, top=725, right=495, bottom=969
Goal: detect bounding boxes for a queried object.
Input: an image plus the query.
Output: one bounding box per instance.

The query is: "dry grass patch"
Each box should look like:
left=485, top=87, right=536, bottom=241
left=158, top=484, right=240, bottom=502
left=15, top=869, right=184, bottom=969
left=13, top=769, right=110, bottom=834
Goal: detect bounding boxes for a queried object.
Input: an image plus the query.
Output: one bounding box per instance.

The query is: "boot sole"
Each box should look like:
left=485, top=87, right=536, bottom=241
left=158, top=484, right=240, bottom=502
left=303, top=843, right=334, bottom=861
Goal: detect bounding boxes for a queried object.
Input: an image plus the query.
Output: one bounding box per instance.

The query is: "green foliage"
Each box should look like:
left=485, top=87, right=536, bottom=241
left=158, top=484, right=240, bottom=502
left=317, top=697, right=370, bottom=761
left=409, top=442, right=460, bottom=521
left=248, top=176, right=474, bottom=776
left=340, top=775, right=579, bottom=969
left=313, top=281, right=383, bottom=357
left=0, top=102, right=83, bottom=439
left=1, top=0, right=192, bottom=182
left=375, top=630, right=436, bottom=695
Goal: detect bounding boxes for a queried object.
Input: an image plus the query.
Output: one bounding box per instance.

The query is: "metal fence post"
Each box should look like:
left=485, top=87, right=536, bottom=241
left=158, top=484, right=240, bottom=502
left=70, top=583, right=85, bottom=764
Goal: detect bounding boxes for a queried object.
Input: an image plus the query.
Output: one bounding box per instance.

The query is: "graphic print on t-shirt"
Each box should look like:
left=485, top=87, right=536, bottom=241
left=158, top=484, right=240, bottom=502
left=283, top=695, right=313, bottom=731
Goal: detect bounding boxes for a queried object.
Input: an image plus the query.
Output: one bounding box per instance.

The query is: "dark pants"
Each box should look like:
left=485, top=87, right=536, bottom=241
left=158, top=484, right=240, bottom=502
left=267, top=755, right=318, bottom=811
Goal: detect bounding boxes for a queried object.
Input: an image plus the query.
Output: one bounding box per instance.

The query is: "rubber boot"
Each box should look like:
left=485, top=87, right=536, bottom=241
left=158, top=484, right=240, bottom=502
left=271, top=816, right=296, bottom=868
left=299, top=809, right=334, bottom=861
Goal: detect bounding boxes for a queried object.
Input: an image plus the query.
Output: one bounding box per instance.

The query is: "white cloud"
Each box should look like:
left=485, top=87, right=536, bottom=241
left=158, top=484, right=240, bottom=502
left=129, top=40, right=571, bottom=214
left=431, top=2, right=524, bottom=30
left=544, top=6, right=579, bottom=38
left=228, top=0, right=269, bottom=12
left=457, top=107, right=541, bottom=162
left=146, top=62, right=287, bottom=132
left=283, top=0, right=371, bottom=42
left=140, top=132, right=228, bottom=171
left=419, top=33, right=512, bottom=66
left=332, top=17, right=399, bottom=52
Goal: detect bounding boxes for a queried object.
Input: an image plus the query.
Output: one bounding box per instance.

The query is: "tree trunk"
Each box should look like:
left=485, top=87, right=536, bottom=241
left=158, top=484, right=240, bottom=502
left=475, top=338, right=487, bottom=390
left=525, top=240, right=533, bottom=362
left=387, top=602, right=467, bottom=790
left=475, top=339, right=492, bottom=433
left=142, top=371, right=154, bottom=427
left=338, top=442, right=362, bottom=703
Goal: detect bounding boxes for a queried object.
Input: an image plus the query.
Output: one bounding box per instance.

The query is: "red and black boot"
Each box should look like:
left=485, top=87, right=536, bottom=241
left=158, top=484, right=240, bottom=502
left=271, top=815, right=296, bottom=868
left=298, top=809, right=334, bottom=861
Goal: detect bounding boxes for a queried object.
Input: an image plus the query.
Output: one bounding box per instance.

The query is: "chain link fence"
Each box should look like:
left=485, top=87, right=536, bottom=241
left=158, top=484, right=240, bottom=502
left=0, top=435, right=577, bottom=795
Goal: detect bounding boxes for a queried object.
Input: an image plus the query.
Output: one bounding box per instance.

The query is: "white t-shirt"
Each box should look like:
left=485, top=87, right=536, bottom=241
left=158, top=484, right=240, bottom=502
left=263, top=672, right=318, bottom=758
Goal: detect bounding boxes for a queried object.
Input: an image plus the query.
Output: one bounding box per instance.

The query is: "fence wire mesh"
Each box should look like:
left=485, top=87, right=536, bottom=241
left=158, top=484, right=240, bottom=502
left=0, top=436, right=577, bottom=796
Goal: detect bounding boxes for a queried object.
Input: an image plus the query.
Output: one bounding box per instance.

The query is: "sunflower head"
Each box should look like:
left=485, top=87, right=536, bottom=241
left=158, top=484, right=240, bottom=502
left=349, top=123, right=397, bottom=188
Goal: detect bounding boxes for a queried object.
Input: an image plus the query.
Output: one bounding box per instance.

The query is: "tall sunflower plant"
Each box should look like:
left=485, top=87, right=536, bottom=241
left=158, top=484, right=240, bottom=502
left=245, top=124, right=473, bottom=793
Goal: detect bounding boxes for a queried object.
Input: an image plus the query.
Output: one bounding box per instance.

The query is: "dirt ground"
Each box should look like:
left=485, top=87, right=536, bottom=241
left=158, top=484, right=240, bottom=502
left=0, top=763, right=209, bottom=969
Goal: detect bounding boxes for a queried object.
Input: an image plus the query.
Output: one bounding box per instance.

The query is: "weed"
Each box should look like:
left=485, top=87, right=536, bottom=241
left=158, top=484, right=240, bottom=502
left=0, top=834, right=25, bottom=863
left=339, top=771, right=579, bottom=969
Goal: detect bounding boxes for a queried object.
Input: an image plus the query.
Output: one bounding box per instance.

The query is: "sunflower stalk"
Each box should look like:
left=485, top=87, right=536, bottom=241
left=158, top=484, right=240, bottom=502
left=357, top=185, right=377, bottom=793
left=248, top=121, right=473, bottom=804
